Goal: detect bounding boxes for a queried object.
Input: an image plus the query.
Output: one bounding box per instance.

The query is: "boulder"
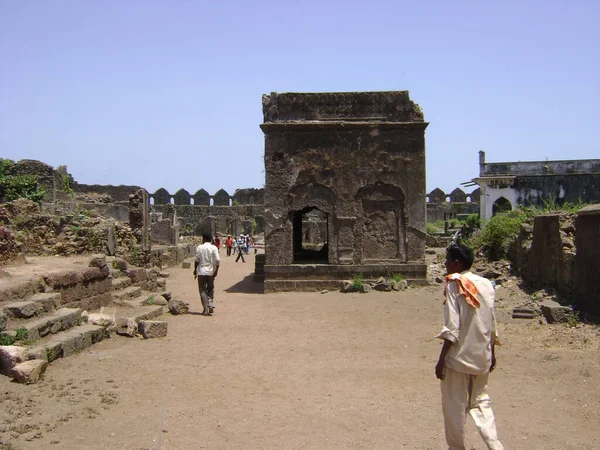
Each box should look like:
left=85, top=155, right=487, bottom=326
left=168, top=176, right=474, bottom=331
left=26, top=346, right=48, bottom=362
left=114, top=317, right=138, bottom=337
left=148, top=295, right=168, bottom=306
left=374, top=280, right=393, bottom=292
left=393, top=280, right=408, bottom=291
left=168, top=299, right=189, bottom=315
left=540, top=300, right=574, bottom=324
left=360, top=284, right=372, bottom=293
left=161, top=291, right=172, bottom=301
left=157, top=279, right=167, bottom=289
left=340, top=281, right=355, bottom=293
left=87, top=311, right=115, bottom=327
left=138, top=321, right=168, bottom=339
left=0, top=345, right=27, bottom=375
left=89, top=254, right=107, bottom=269
left=11, top=359, right=48, bottom=384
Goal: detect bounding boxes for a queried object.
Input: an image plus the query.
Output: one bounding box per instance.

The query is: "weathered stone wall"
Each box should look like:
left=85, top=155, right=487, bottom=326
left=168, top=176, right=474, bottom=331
left=483, top=158, right=600, bottom=176
left=574, top=205, right=600, bottom=315
left=75, top=184, right=143, bottom=203
left=512, top=208, right=599, bottom=316
left=261, top=91, right=428, bottom=291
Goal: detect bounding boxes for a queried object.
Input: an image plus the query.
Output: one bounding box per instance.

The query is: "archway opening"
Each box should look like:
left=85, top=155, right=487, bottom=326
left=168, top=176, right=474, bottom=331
left=492, top=197, right=512, bottom=216
left=292, top=207, right=328, bottom=263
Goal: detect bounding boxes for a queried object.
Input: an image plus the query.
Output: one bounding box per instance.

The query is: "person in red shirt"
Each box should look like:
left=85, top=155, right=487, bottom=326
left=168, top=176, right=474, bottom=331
left=214, top=235, right=221, bottom=251
left=225, top=235, right=234, bottom=256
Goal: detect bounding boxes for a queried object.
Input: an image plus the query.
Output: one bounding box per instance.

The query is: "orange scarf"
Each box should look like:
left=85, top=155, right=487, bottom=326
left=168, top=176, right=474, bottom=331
left=443, top=273, right=480, bottom=308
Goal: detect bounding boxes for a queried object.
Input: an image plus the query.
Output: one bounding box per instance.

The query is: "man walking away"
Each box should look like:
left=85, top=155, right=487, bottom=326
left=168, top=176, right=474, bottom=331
left=193, top=232, right=220, bottom=316
left=435, top=243, right=503, bottom=450
left=235, top=235, right=246, bottom=263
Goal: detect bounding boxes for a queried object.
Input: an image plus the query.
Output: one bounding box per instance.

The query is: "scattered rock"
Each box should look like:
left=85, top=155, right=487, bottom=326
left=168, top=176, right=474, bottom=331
left=320, top=289, right=328, bottom=294
left=360, top=284, right=372, bottom=293
left=89, top=254, right=107, bottom=269
left=160, top=291, right=172, bottom=301
left=374, top=280, right=393, bottom=291
left=114, top=317, right=138, bottom=337
left=26, top=346, right=48, bottom=362
left=168, top=299, right=189, bottom=315
left=11, top=359, right=48, bottom=384
left=158, top=272, right=170, bottom=278
left=0, top=345, right=27, bottom=375
left=148, top=295, right=168, bottom=306
left=540, top=300, right=574, bottom=324
left=14, top=253, right=28, bottom=265
left=393, top=280, right=408, bottom=291
left=425, top=249, right=436, bottom=255
left=435, top=276, right=444, bottom=284
left=157, top=279, right=167, bottom=289
left=181, top=260, right=192, bottom=269
left=87, top=311, right=115, bottom=327
left=138, top=320, right=168, bottom=339
left=340, top=281, right=355, bottom=293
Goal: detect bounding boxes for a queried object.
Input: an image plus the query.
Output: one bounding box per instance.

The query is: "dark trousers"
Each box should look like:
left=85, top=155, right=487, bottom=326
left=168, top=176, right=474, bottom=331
left=197, top=275, right=215, bottom=313
left=226, top=246, right=232, bottom=256
left=235, top=248, right=245, bottom=262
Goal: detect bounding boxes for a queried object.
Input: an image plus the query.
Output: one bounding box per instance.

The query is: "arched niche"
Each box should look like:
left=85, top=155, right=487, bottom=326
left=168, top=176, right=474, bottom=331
left=492, top=197, right=512, bottom=216
left=356, top=182, right=407, bottom=261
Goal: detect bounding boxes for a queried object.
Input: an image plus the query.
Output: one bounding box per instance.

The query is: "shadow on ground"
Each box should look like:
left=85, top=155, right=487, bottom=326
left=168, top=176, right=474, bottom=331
left=224, top=274, right=264, bottom=294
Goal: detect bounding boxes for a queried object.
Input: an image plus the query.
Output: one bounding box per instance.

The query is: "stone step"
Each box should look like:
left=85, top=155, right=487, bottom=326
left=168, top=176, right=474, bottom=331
left=2, top=293, right=61, bottom=319
left=111, top=277, right=132, bottom=290
left=40, top=324, right=106, bottom=362
left=11, top=308, right=82, bottom=341
left=117, top=304, right=164, bottom=321
left=113, top=286, right=142, bottom=301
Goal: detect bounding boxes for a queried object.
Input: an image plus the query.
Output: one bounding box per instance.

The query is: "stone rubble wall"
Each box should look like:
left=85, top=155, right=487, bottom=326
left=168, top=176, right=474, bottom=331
left=511, top=207, right=600, bottom=315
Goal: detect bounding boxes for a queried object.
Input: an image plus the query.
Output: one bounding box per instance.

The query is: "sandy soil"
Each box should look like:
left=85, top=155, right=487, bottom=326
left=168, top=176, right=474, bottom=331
left=1, top=250, right=599, bottom=450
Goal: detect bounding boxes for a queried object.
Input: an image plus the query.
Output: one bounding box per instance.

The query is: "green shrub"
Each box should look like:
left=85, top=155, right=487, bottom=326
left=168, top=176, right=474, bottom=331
left=0, top=333, right=16, bottom=346
left=389, top=273, right=405, bottom=283
left=472, top=210, right=528, bottom=259
left=352, top=273, right=364, bottom=290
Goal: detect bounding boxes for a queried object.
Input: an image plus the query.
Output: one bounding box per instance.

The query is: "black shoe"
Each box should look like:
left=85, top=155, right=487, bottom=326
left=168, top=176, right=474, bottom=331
left=209, top=307, right=214, bottom=314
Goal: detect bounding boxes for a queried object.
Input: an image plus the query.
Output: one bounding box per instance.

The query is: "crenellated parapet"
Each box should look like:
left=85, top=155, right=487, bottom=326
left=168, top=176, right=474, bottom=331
left=149, top=187, right=265, bottom=206
left=426, top=187, right=480, bottom=204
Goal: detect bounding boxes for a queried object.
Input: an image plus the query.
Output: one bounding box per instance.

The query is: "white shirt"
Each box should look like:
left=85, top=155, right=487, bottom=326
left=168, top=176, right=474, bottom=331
left=436, top=270, right=499, bottom=375
left=195, top=242, right=220, bottom=276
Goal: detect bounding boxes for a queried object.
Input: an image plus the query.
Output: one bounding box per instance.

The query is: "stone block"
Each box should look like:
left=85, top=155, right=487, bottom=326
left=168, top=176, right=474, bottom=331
left=26, top=346, right=48, bottom=362
left=115, top=317, right=138, bottom=337
left=181, top=260, right=192, bottom=269
left=148, top=295, right=168, bottom=306
left=11, top=359, right=48, bottom=384
left=106, top=224, right=117, bottom=256
left=157, top=279, right=167, bottom=289
left=87, top=311, right=115, bottom=327
left=89, top=254, right=107, bottom=269
left=138, top=321, right=168, bottom=339
left=374, top=280, right=393, bottom=292
left=168, top=299, right=189, bottom=315
left=3, top=300, right=38, bottom=318
left=540, top=300, right=574, bottom=324
left=393, top=280, right=408, bottom=291
left=0, top=345, right=27, bottom=375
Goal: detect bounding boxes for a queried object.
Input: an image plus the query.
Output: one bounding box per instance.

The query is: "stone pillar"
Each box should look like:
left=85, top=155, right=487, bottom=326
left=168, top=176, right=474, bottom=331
left=575, top=205, right=600, bottom=315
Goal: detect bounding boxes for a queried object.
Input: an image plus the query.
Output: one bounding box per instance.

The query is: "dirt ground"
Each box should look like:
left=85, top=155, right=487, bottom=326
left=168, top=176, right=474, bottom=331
left=1, top=250, right=599, bottom=450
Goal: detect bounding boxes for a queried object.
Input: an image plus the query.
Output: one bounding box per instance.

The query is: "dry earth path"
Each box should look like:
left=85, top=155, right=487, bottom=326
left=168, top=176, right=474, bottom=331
left=1, top=251, right=599, bottom=449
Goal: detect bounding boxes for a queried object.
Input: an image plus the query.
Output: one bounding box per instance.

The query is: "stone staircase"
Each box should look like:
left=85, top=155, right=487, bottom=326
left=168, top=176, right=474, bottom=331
left=0, top=255, right=169, bottom=383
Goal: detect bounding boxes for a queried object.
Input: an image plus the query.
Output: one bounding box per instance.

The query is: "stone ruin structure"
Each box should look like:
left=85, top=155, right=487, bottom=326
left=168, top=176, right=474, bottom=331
left=472, top=151, right=600, bottom=221
left=426, top=186, right=480, bottom=223
left=260, top=91, right=428, bottom=291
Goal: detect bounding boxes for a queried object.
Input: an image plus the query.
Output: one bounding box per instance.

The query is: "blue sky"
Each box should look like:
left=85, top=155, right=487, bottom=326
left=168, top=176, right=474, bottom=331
left=1, top=0, right=598, bottom=197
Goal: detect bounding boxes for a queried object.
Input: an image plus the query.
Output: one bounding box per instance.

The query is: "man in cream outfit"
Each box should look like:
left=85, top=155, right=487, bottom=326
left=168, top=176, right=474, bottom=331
left=435, top=244, right=503, bottom=450
left=193, top=232, right=220, bottom=316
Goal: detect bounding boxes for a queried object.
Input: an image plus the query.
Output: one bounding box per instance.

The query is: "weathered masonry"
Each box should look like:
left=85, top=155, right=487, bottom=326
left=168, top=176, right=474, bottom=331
left=473, top=151, right=600, bottom=222
left=260, top=91, right=428, bottom=291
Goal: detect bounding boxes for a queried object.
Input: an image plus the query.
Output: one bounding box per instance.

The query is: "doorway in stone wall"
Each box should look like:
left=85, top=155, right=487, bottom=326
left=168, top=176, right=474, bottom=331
left=292, top=207, right=329, bottom=263
left=492, top=197, right=512, bottom=216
